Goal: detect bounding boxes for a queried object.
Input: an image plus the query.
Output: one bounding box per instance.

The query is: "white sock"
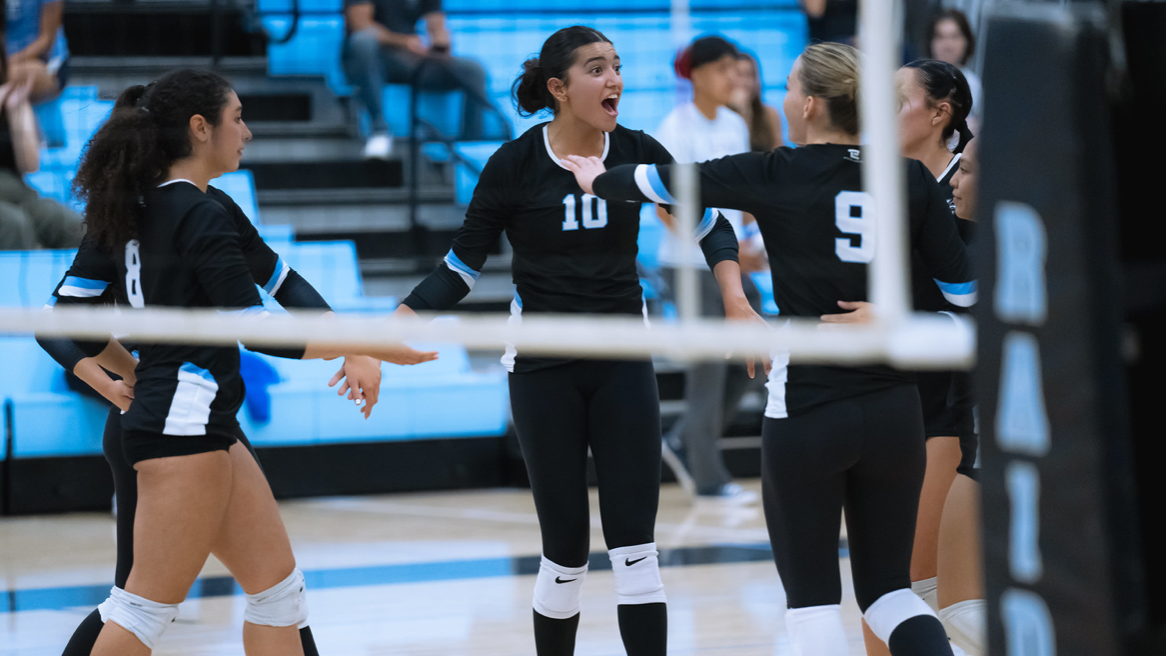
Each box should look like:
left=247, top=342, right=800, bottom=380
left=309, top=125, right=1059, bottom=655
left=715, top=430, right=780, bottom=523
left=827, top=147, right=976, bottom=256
left=940, top=599, right=986, bottom=656
left=784, top=605, right=849, bottom=656
left=911, top=577, right=939, bottom=613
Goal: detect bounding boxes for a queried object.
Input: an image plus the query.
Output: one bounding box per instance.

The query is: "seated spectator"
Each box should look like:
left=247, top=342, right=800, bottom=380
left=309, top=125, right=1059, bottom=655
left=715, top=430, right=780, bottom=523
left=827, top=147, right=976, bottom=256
left=4, top=0, right=70, bottom=103
left=926, top=8, right=982, bottom=131
left=343, top=0, right=490, bottom=159
left=800, top=0, right=858, bottom=45
left=0, top=59, right=81, bottom=250
left=730, top=50, right=783, bottom=151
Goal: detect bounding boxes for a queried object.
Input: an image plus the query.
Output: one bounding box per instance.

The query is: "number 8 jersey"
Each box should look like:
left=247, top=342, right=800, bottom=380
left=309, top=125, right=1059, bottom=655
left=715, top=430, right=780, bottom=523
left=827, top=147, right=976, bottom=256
left=402, top=122, right=739, bottom=373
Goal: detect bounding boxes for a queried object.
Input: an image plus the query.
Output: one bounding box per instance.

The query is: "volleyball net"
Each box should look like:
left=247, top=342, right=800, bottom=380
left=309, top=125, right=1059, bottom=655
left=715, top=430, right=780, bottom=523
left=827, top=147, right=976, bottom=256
left=0, top=0, right=972, bottom=370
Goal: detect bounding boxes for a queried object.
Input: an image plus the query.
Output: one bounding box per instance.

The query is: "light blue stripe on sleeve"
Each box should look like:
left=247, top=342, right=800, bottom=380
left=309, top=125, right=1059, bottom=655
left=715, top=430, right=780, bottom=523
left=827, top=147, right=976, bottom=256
left=645, top=165, right=678, bottom=205
left=263, top=256, right=290, bottom=294
left=444, top=250, right=481, bottom=288
left=694, top=208, right=718, bottom=241
left=59, top=276, right=109, bottom=298
left=935, top=279, right=978, bottom=307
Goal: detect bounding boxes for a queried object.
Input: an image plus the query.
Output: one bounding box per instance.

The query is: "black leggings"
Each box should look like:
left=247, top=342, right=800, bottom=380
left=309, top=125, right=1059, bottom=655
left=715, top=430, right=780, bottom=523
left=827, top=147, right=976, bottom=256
left=62, top=407, right=319, bottom=655
left=761, top=384, right=926, bottom=613
left=509, top=359, right=662, bottom=567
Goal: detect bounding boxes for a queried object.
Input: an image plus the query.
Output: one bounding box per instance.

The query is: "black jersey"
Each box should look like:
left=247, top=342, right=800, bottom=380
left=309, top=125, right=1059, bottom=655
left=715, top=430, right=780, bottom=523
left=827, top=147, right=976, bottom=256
left=402, top=122, right=739, bottom=373
left=44, top=181, right=325, bottom=440
left=591, top=144, right=976, bottom=416
left=911, top=152, right=962, bottom=313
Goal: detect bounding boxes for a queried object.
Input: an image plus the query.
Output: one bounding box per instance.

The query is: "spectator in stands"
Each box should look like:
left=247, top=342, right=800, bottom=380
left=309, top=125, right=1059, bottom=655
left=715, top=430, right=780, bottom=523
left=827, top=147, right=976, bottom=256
left=730, top=50, right=783, bottom=151
left=0, top=55, right=81, bottom=250
left=3, top=0, right=70, bottom=103
left=926, top=9, right=982, bottom=130
left=655, top=35, right=761, bottom=505
left=343, top=0, right=490, bottom=159
left=800, top=0, right=858, bottom=45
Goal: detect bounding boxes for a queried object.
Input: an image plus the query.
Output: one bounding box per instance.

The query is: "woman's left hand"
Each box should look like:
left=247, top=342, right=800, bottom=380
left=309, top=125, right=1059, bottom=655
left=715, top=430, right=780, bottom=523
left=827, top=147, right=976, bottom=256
left=328, top=355, right=383, bottom=419
left=560, top=155, right=606, bottom=196
left=819, top=300, right=875, bottom=327
left=724, top=297, right=772, bottom=378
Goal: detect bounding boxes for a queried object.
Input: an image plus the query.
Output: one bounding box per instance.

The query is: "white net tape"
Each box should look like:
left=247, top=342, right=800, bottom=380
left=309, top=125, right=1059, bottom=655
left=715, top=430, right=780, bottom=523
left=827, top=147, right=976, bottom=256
left=0, top=306, right=973, bottom=369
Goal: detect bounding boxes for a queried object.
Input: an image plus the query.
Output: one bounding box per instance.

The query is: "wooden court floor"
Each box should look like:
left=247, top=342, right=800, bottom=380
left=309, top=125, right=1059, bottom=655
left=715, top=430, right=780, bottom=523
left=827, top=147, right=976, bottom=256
left=1, top=481, right=868, bottom=655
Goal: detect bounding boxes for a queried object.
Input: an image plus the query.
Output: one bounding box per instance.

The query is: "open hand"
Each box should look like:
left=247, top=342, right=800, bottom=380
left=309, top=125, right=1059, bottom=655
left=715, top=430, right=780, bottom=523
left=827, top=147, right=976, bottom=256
left=819, top=300, right=875, bottom=328
left=104, top=379, right=135, bottom=412
left=371, top=343, right=439, bottom=366
left=329, top=355, right=382, bottom=419
left=724, top=299, right=772, bottom=378
left=560, top=155, right=606, bottom=196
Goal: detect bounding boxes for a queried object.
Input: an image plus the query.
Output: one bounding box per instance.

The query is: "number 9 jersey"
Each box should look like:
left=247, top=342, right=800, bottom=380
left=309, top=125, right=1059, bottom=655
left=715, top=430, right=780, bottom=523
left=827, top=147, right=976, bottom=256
left=402, top=122, right=739, bottom=373
left=590, top=144, right=976, bottom=416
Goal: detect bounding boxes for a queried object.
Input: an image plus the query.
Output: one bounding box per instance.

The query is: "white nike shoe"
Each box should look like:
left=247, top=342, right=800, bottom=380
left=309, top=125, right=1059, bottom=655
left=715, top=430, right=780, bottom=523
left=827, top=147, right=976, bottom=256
left=363, top=132, right=393, bottom=160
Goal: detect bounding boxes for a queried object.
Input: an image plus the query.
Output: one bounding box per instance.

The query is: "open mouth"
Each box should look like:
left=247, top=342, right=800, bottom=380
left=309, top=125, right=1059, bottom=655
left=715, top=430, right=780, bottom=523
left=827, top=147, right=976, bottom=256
left=602, top=93, right=620, bottom=116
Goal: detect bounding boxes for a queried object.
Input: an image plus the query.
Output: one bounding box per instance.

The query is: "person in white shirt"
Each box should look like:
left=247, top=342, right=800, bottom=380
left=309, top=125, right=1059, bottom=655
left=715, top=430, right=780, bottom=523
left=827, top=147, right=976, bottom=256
left=654, top=35, right=762, bottom=504
left=926, top=9, right=982, bottom=133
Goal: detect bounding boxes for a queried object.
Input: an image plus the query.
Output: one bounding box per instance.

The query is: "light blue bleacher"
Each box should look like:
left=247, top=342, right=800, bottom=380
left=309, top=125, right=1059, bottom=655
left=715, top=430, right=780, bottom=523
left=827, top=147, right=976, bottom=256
left=1, top=240, right=509, bottom=457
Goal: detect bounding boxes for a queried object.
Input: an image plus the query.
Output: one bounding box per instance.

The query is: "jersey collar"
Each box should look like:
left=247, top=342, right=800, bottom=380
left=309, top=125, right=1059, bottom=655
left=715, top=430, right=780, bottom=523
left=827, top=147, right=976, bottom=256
left=543, top=124, right=610, bottom=171
left=937, top=152, right=962, bottom=183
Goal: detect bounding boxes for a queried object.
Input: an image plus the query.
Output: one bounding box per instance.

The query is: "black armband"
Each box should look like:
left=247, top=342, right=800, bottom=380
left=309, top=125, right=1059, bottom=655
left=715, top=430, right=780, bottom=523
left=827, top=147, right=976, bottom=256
left=402, top=264, right=471, bottom=311
left=36, top=335, right=108, bottom=374
left=273, top=269, right=332, bottom=312
left=699, top=215, right=740, bottom=270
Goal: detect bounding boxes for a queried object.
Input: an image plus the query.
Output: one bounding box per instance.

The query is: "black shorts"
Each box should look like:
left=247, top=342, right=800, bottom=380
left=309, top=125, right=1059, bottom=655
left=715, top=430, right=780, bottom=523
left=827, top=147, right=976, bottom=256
left=122, top=427, right=237, bottom=465
left=917, top=370, right=957, bottom=439
left=949, top=370, right=979, bottom=479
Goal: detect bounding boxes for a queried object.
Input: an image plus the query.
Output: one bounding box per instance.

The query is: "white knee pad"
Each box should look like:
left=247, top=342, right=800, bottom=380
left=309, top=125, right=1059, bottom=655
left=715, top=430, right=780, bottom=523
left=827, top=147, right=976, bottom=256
left=244, top=568, right=309, bottom=628
left=911, top=576, right=939, bottom=613
left=608, top=543, right=666, bottom=606
left=532, top=556, right=588, bottom=619
left=784, top=605, right=849, bottom=656
left=96, top=586, right=179, bottom=650
left=940, top=599, right=985, bottom=656
left=864, top=588, right=938, bottom=645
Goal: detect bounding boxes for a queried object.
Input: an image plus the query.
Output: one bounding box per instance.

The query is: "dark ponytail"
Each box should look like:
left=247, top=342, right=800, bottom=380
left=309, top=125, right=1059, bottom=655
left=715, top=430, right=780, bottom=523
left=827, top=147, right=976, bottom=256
left=512, top=25, right=612, bottom=117
left=74, top=69, right=233, bottom=251
left=903, top=58, right=974, bottom=153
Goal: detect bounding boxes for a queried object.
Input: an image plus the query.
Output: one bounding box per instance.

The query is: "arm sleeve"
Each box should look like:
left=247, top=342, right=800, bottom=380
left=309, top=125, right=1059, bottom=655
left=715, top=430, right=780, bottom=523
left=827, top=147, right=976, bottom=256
left=211, top=187, right=334, bottom=312
left=641, top=134, right=739, bottom=269
left=37, top=238, right=116, bottom=366
left=176, top=201, right=307, bottom=359
left=402, top=152, right=510, bottom=311
left=909, top=162, right=977, bottom=308
left=593, top=151, right=771, bottom=215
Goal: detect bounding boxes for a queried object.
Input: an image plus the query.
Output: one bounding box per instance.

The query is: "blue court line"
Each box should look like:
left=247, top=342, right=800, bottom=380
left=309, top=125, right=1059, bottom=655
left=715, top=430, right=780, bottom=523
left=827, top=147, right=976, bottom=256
left=0, top=541, right=846, bottom=614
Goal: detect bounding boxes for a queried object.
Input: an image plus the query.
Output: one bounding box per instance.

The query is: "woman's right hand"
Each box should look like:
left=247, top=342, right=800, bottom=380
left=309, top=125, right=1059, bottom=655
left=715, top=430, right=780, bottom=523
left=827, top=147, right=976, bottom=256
left=103, top=379, right=135, bottom=412
left=370, top=344, right=439, bottom=366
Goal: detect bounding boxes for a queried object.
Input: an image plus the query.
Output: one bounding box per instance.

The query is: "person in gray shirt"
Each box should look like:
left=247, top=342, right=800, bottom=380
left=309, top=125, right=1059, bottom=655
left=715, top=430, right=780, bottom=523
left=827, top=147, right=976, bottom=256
left=343, top=0, right=490, bottom=158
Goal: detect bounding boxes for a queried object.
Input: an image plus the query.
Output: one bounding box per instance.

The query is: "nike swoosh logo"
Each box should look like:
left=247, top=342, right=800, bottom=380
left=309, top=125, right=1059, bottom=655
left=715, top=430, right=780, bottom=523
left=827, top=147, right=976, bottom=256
left=555, top=576, right=577, bottom=584
left=625, top=557, right=648, bottom=566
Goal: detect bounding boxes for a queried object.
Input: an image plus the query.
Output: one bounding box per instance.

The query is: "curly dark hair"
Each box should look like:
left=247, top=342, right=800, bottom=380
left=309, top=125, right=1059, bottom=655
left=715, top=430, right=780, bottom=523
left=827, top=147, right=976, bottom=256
left=73, top=69, right=233, bottom=251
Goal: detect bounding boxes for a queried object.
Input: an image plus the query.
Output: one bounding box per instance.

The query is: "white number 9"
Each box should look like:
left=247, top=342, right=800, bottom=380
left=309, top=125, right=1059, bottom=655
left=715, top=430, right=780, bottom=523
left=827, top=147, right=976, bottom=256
left=835, top=191, right=876, bottom=263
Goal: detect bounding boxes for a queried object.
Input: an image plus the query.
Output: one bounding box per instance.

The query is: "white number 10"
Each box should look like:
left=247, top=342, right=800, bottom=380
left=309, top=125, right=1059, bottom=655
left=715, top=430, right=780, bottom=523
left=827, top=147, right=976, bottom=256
left=562, top=194, right=608, bottom=231
left=835, top=191, right=876, bottom=263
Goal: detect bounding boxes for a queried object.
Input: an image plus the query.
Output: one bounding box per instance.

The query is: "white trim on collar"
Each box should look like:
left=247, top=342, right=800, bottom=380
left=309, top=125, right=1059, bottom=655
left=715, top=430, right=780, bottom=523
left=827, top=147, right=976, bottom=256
left=543, top=124, right=610, bottom=171
left=938, top=152, right=962, bottom=183
left=157, top=179, right=199, bottom=188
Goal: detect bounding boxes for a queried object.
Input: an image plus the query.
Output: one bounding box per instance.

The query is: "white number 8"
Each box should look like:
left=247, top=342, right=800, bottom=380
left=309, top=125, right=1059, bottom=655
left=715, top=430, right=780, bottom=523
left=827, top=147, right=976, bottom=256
left=125, top=239, right=145, bottom=308
left=835, top=191, right=876, bottom=263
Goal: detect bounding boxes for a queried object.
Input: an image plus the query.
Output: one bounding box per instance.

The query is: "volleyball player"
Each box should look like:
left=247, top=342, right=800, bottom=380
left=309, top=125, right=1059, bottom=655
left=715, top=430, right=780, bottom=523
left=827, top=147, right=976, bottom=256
left=564, top=42, right=974, bottom=656
left=935, top=135, right=984, bottom=656
left=393, top=26, right=760, bottom=656
left=49, top=69, right=434, bottom=655
left=38, top=182, right=383, bottom=655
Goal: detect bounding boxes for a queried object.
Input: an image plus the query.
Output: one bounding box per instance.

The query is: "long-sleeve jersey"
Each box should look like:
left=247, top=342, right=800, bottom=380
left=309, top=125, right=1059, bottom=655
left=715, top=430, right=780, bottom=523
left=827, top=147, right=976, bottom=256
left=402, top=122, right=740, bottom=373
left=592, top=143, right=976, bottom=416
left=38, top=182, right=331, bottom=439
